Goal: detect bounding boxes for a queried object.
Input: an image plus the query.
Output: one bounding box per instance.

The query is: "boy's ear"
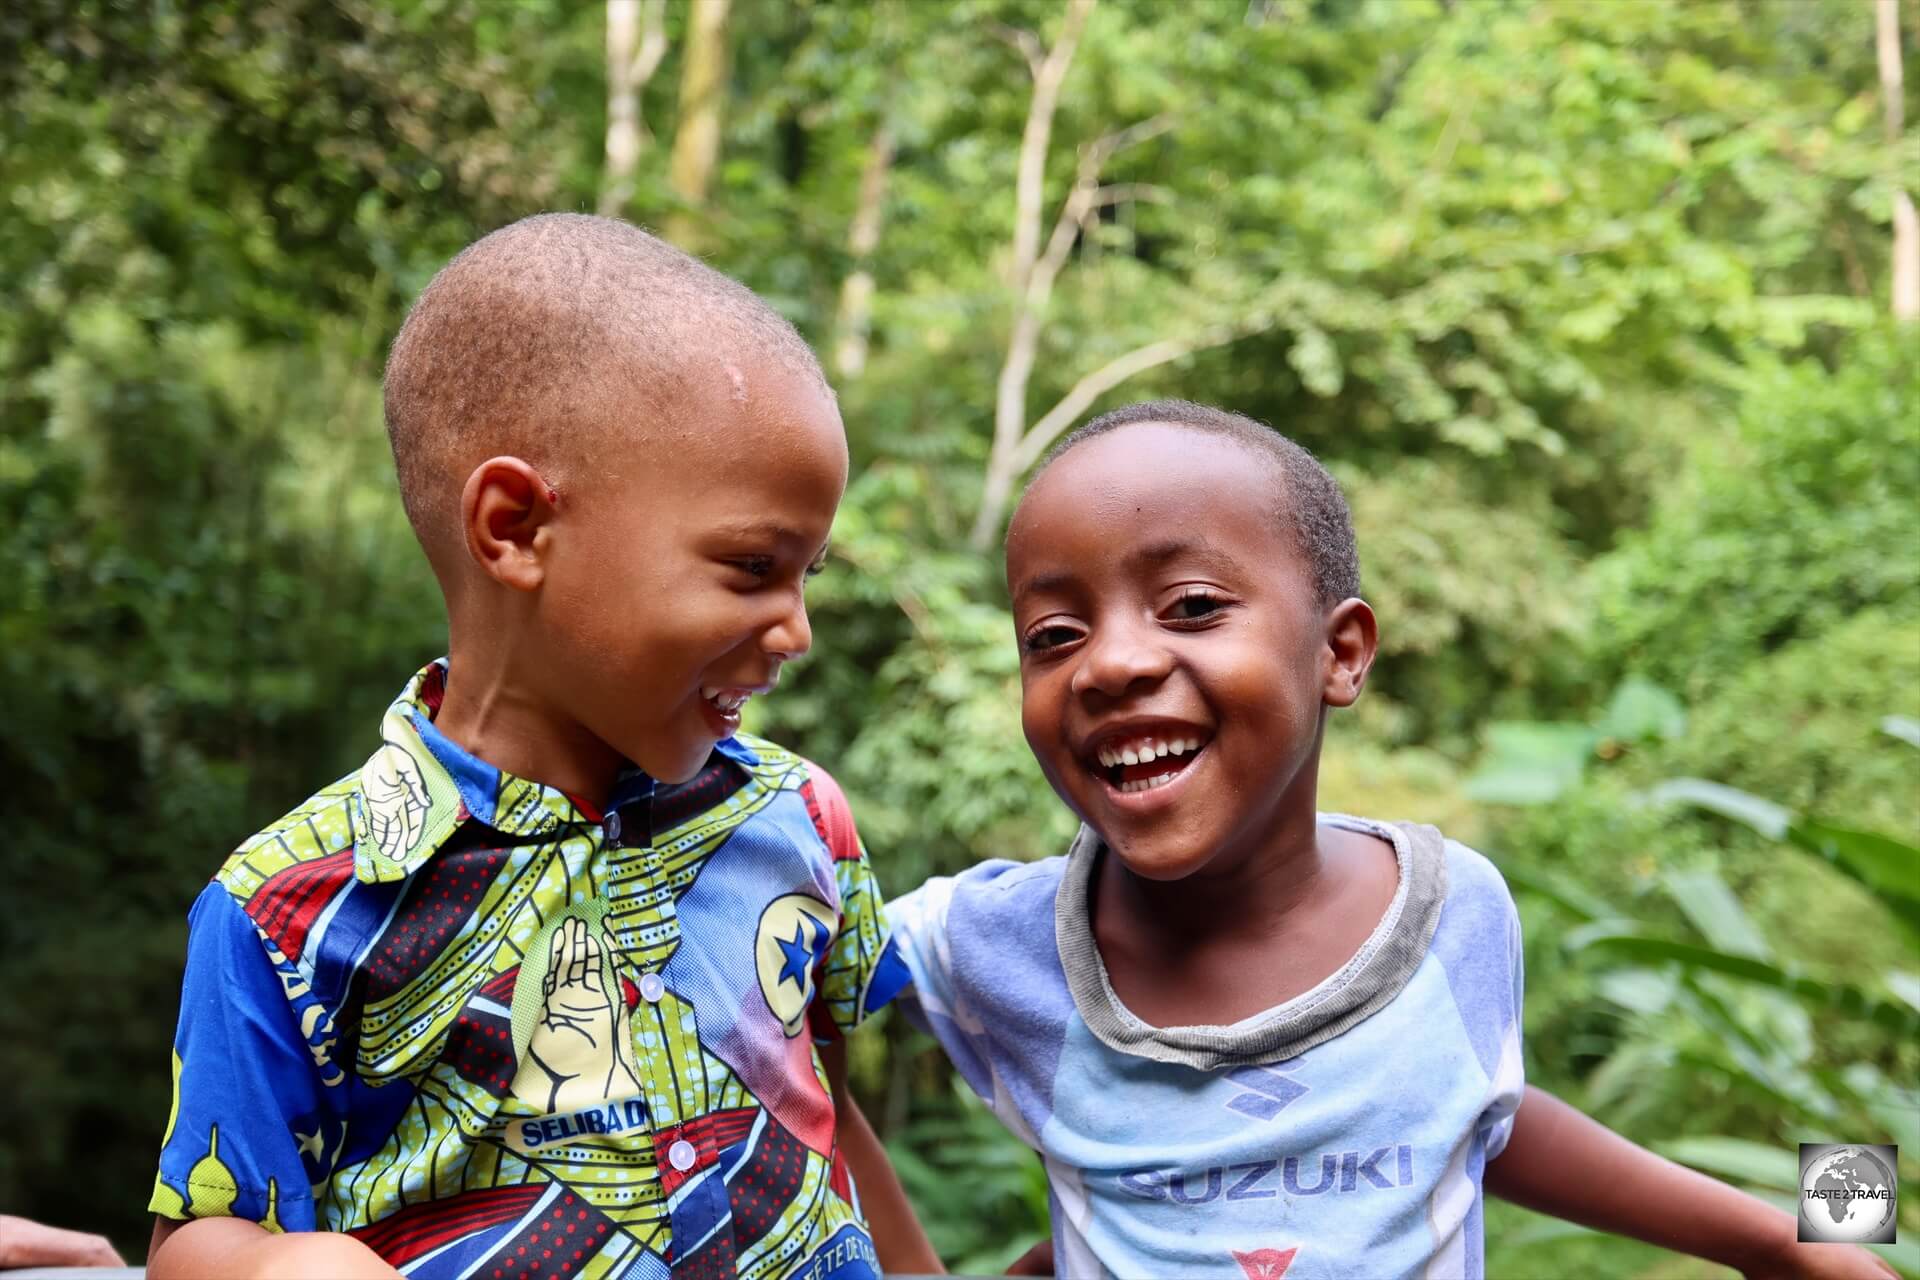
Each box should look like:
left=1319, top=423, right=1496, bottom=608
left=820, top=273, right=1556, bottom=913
left=1321, top=597, right=1378, bottom=708
left=460, top=456, right=558, bottom=592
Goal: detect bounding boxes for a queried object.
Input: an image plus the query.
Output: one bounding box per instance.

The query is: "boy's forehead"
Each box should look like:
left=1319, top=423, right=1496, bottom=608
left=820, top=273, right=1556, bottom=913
left=605, top=347, right=843, bottom=465
left=595, top=352, right=847, bottom=525
left=1007, top=423, right=1288, bottom=587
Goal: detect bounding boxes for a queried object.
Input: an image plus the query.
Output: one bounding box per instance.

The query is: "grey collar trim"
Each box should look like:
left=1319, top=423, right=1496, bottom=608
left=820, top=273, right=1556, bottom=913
left=1053, top=814, right=1450, bottom=1070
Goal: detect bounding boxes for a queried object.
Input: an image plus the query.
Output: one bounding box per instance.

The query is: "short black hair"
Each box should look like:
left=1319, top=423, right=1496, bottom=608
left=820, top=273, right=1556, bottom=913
left=383, top=212, right=828, bottom=554
left=1034, top=399, right=1360, bottom=607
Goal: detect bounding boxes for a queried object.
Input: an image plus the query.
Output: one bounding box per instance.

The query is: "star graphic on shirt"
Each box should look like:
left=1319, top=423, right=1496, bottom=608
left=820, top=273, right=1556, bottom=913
left=294, top=1129, right=326, bottom=1162
left=777, top=919, right=816, bottom=993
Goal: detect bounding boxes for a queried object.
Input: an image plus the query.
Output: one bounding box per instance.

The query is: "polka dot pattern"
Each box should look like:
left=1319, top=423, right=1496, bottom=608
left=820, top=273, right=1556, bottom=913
left=485, top=1190, right=614, bottom=1280
left=365, top=841, right=509, bottom=1003
left=727, top=1116, right=807, bottom=1253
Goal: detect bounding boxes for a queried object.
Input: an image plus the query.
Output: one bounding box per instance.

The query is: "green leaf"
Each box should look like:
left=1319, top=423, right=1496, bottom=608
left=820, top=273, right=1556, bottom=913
left=1783, top=820, right=1920, bottom=924
left=1596, top=676, right=1687, bottom=743
left=1880, top=715, right=1920, bottom=748
left=1466, top=722, right=1598, bottom=805
left=1497, top=862, right=1617, bottom=923
left=1652, top=1136, right=1798, bottom=1190
left=1649, top=780, right=1920, bottom=940
left=1571, top=932, right=1920, bottom=1036
left=1662, top=866, right=1772, bottom=960
left=1645, top=778, right=1790, bottom=839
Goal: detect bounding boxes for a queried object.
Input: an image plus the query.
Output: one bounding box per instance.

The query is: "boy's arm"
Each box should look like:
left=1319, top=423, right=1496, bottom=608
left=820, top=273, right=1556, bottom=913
left=149, top=1215, right=398, bottom=1280
left=1486, top=1086, right=1896, bottom=1279
left=0, top=1215, right=124, bottom=1268
left=822, top=1038, right=943, bottom=1275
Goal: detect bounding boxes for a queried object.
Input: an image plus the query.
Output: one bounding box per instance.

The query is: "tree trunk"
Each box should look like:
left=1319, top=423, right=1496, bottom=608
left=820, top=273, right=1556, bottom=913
left=834, top=123, right=895, bottom=378
left=666, top=0, right=733, bottom=249
left=971, top=0, right=1095, bottom=550
left=1878, top=0, right=1918, bottom=323
left=599, top=0, right=669, bottom=217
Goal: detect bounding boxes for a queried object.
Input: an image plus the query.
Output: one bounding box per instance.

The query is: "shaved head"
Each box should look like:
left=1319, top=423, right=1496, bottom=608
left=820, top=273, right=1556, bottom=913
left=383, top=213, right=830, bottom=561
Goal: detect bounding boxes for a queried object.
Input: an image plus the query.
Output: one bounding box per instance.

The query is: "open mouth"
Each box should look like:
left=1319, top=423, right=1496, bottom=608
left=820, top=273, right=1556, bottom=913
left=701, top=686, right=753, bottom=714
left=698, top=685, right=760, bottom=736
left=1089, top=732, right=1210, bottom=794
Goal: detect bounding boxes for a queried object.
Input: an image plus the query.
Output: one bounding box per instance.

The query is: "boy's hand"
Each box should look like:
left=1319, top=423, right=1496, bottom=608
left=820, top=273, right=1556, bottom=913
left=0, top=1214, right=125, bottom=1268
left=1741, top=1239, right=1899, bottom=1280
left=1005, top=1238, right=1055, bottom=1275
left=514, top=916, right=642, bottom=1113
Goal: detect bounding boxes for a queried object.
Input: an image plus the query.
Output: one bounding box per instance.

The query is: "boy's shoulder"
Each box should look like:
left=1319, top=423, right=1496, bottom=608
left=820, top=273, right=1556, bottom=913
left=1321, top=811, right=1517, bottom=919
left=895, top=855, right=1069, bottom=923
left=211, top=770, right=364, bottom=920
left=717, top=732, right=863, bottom=861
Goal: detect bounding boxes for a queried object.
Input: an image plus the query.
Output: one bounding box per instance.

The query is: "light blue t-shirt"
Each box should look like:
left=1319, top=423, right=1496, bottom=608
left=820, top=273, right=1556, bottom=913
left=887, top=815, right=1524, bottom=1280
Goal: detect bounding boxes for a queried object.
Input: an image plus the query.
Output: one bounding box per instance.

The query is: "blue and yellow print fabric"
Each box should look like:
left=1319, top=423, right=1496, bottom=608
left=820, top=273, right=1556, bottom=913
left=152, top=661, right=909, bottom=1280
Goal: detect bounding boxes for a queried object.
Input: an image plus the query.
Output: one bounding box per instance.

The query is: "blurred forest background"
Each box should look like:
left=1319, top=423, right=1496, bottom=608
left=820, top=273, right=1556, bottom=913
left=2, top=0, right=1917, bottom=1273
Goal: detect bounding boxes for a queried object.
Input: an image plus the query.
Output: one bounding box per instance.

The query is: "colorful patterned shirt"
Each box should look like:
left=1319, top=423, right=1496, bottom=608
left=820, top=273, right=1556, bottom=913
left=151, top=661, right=910, bottom=1280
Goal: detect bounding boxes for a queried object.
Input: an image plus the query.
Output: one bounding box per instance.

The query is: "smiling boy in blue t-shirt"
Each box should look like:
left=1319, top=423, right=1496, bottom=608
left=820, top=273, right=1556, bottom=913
left=888, top=400, right=1893, bottom=1280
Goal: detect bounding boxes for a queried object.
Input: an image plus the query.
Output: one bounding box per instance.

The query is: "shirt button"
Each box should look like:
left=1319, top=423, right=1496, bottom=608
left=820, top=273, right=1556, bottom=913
left=604, top=812, right=622, bottom=845
left=638, top=972, right=666, bottom=1003
left=668, top=1139, right=697, bottom=1172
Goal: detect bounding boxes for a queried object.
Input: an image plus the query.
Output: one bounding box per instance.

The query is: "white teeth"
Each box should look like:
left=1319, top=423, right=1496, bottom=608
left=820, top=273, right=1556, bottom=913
left=1117, top=769, right=1182, bottom=794
left=1093, top=734, right=1210, bottom=774
left=703, top=687, right=750, bottom=713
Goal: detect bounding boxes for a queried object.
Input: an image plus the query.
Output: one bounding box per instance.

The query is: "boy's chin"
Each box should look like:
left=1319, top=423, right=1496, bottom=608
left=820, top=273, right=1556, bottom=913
left=1102, top=837, right=1215, bottom=883
left=1079, top=809, right=1216, bottom=881
left=624, top=731, right=718, bottom=786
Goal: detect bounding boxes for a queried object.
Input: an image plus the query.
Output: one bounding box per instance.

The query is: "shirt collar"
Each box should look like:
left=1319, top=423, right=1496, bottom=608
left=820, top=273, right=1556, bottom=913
left=350, top=660, right=759, bottom=883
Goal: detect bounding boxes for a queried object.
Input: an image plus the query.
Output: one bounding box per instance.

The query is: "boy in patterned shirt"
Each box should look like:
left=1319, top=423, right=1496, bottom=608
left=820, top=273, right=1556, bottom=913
left=147, top=215, right=931, bottom=1280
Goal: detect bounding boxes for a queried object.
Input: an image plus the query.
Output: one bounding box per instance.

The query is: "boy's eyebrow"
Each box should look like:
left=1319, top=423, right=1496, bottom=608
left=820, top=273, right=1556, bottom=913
left=1013, top=568, right=1080, bottom=600
left=1126, top=536, right=1246, bottom=582
left=1013, top=537, right=1237, bottom=600
left=1130, top=537, right=1226, bottom=569
left=706, top=518, right=813, bottom=544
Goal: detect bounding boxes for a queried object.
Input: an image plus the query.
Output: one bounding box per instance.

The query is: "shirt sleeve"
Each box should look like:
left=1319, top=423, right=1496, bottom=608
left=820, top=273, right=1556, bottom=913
left=149, top=883, right=330, bottom=1231
left=882, top=875, right=1001, bottom=1110
left=803, top=762, right=911, bottom=1039
left=1477, top=886, right=1527, bottom=1160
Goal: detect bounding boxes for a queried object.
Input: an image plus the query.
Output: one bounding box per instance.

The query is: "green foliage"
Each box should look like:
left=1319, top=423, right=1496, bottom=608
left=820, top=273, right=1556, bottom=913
left=1500, top=750, right=1920, bottom=1276
left=1591, top=330, right=1920, bottom=704
left=1465, top=676, right=1688, bottom=804
left=883, top=1065, right=1050, bottom=1274
left=2, top=1, right=1917, bottom=1272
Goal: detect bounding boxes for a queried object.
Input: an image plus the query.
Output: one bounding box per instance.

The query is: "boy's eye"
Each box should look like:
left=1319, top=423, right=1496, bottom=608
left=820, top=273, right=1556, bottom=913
left=804, top=556, right=827, bottom=579
left=1023, top=623, right=1083, bottom=654
left=1164, top=589, right=1228, bottom=622
left=732, top=556, right=777, bottom=579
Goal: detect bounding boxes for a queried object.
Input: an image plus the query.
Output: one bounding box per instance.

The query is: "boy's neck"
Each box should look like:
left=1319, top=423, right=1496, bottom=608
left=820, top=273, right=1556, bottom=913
left=430, top=646, right=625, bottom=811
left=1096, top=794, right=1331, bottom=948
left=1088, top=764, right=1402, bottom=1027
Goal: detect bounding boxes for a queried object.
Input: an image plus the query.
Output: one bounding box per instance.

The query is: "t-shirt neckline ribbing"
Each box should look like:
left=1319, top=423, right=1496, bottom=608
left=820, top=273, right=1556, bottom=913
left=1053, top=813, right=1450, bottom=1070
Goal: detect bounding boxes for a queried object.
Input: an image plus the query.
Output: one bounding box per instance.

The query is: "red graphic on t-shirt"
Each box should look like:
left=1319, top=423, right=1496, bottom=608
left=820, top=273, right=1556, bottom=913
left=1232, top=1246, right=1298, bottom=1279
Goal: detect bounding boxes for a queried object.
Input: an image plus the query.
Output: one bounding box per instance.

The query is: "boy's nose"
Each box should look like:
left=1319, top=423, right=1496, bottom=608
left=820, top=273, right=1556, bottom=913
left=1070, top=625, right=1172, bottom=698
left=761, top=594, right=812, bottom=661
